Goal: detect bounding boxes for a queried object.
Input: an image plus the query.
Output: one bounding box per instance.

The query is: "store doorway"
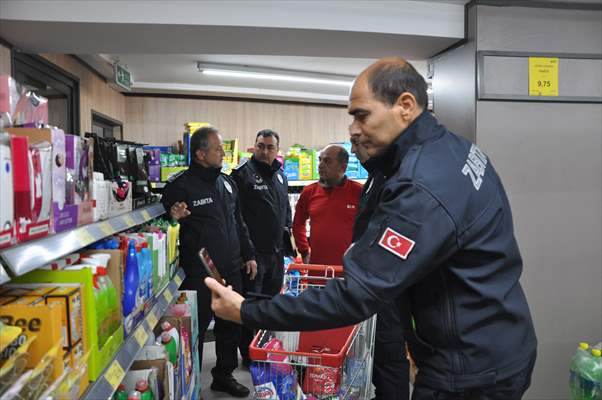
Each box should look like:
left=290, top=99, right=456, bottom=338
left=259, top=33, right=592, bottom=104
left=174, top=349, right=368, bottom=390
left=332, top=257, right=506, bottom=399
left=91, top=111, right=122, bottom=139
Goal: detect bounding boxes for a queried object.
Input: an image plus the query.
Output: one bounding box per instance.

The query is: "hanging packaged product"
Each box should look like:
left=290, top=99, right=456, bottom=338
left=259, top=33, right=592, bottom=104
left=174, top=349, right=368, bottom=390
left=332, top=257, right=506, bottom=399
left=0, top=132, right=14, bottom=248
left=91, top=171, right=110, bottom=221
left=8, top=134, right=51, bottom=243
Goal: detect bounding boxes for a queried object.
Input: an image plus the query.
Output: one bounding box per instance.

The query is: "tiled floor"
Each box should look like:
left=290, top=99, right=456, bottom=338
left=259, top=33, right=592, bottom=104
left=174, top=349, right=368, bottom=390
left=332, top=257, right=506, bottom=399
left=200, top=340, right=254, bottom=400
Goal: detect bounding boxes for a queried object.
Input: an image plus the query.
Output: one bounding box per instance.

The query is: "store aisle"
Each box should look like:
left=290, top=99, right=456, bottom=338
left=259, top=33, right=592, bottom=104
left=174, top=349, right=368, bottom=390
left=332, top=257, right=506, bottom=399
left=200, top=340, right=254, bottom=400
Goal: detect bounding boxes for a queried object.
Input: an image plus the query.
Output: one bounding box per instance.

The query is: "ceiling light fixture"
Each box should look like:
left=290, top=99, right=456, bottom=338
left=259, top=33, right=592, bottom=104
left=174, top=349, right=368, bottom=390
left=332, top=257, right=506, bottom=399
left=197, top=62, right=354, bottom=87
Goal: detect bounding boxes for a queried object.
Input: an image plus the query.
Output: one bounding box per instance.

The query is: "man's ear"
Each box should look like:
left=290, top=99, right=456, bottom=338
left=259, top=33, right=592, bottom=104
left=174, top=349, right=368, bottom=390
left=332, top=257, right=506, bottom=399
left=195, top=149, right=204, bottom=162
left=395, top=92, right=419, bottom=121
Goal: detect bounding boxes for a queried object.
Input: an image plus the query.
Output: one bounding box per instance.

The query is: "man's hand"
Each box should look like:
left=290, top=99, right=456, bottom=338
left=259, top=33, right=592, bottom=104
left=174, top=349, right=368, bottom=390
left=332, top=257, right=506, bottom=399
left=302, top=253, right=310, bottom=264
left=243, top=260, right=258, bottom=280
left=205, top=277, right=244, bottom=323
left=170, top=201, right=190, bottom=220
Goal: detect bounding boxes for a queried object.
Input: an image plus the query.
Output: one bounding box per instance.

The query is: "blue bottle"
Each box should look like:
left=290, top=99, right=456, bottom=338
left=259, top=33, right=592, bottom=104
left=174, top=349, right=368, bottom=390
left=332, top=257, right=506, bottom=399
left=122, top=240, right=139, bottom=316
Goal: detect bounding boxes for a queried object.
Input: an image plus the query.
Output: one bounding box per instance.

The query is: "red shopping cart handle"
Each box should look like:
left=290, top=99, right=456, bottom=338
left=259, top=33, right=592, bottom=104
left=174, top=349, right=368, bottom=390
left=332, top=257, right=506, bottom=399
left=287, top=263, right=344, bottom=278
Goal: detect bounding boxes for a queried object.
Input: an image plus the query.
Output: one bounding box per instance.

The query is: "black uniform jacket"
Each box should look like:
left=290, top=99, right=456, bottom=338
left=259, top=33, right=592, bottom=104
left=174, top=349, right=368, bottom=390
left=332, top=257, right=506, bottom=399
left=241, top=111, right=537, bottom=391
left=162, top=162, right=254, bottom=283
left=231, top=156, right=292, bottom=254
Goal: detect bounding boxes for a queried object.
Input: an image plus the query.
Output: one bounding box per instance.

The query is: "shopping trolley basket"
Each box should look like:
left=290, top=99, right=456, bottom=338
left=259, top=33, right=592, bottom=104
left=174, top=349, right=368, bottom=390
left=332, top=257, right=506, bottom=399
left=249, top=264, right=376, bottom=399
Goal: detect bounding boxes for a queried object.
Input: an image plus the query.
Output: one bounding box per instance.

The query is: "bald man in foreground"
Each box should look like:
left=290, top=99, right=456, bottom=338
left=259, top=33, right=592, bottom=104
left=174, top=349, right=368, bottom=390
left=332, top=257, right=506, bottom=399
left=205, top=58, right=537, bottom=400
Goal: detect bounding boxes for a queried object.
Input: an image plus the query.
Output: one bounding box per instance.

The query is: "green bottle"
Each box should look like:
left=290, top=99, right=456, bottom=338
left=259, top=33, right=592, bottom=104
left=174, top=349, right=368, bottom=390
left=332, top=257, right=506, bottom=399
left=135, top=379, right=154, bottom=400
left=579, top=348, right=600, bottom=400
left=113, top=384, right=127, bottom=400
left=570, top=342, right=590, bottom=399
left=161, top=331, right=177, bottom=364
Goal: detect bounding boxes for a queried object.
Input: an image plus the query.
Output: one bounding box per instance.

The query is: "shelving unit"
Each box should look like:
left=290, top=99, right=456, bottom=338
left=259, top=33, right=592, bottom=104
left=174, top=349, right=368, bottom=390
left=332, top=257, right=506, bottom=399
left=0, top=203, right=166, bottom=278
left=288, top=178, right=367, bottom=187
left=0, top=261, right=9, bottom=285
left=82, top=268, right=186, bottom=400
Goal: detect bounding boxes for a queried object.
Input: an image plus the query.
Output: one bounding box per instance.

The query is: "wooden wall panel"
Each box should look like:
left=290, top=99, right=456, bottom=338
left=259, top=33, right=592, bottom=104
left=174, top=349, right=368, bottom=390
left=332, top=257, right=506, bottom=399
left=40, top=54, right=126, bottom=135
left=124, top=96, right=352, bottom=151
left=0, top=43, right=11, bottom=76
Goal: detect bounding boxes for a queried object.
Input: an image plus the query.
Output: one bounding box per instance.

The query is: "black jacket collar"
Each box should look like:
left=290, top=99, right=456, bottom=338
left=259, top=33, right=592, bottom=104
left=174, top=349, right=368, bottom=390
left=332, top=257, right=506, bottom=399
left=189, top=160, right=221, bottom=183
left=364, top=111, right=442, bottom=178
left=250, top=156, right=281, bottom=177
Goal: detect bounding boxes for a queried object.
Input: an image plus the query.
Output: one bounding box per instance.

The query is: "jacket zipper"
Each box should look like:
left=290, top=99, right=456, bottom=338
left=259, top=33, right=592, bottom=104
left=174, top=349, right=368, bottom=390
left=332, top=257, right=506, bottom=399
left=439, top=269, right=464, bottom=377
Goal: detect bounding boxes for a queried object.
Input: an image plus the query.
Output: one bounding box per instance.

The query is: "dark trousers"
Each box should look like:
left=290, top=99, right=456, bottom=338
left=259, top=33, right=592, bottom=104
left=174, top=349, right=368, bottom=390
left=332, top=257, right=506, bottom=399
left=372, top=306, right=410, bottom=400
left=182, top=269, right=243, bottom=378
left=239, top=251, right=284, bottom=360
left=412, top=353, right=536, bottom=400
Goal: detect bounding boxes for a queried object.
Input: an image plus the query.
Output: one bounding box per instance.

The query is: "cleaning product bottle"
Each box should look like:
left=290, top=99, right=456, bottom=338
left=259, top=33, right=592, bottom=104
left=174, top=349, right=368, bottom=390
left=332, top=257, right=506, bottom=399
left=114, top=384, right=128, bottom=400
left=160, top=331, right=177, bottom=364
left=141, top=243, right=153, bottom=299
left=84, top=253, right=120, bottom=336
left=123, top=240, right=139, bottom=317
left=161, top=321, right=180, bottom=354
left=570, top=342, right=590, bottom=399
left=135, top=379, right=154, bottom=400
left=97, top=265, right=120, bottom=337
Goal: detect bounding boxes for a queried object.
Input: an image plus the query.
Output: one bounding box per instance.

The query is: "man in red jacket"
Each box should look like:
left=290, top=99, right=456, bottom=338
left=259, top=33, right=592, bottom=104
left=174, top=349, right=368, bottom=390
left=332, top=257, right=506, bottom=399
left=292, top=144, right=363, bottom=265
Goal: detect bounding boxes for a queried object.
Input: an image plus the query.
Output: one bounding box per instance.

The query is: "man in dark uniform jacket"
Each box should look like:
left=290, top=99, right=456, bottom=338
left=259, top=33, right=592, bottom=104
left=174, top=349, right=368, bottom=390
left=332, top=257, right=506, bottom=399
left=351, top=135, right=410, bottom=400
left=230, top=129, right=292, bottom=366
left=206, top=58, right=537, bottom=400
left=161, top=126, right=257, bottom=397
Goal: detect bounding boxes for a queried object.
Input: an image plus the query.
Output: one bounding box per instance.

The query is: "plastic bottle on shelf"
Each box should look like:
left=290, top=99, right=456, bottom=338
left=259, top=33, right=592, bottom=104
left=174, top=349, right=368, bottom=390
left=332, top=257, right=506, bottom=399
left=135, top=379, right=155, bottom=400
left=141, top=243, right=153, bottom=299
left=570, top=342, right=590, bottom=399
left=123, top=240, right=140, bottom=317
left=127, top=390, right=141, bottom=400
left=579, top=348, right=599, bottom=400
left=160, top=331, right=177, bottom=364
left=161, top=321, right=180, bottom=354
left=593, top=349, right=602, bottom=400
left=97, top=265, right=120, bottom=337
left=113, top=384, right=128, bottom=400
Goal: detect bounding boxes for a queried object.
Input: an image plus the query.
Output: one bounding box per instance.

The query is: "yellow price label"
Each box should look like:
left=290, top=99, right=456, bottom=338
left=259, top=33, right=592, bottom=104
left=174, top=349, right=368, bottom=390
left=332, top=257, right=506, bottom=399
left=529, top=57, right=559, bottom=97
left=163, top=289, right=173, bottom=303
left=77, top=229, right=95, bottom=246
left=174, top=274, right=183, bottom=286
left=146, top=311, right=158, bottom=328
left=104, top=360, right=125, bottom=390
left=134, top=326, right=149, bottom=348
left=123, top=215, right=136, bottom=226
left=99, top=221, right=113, bottom=236
left=141, top=210, right=151, bottom=220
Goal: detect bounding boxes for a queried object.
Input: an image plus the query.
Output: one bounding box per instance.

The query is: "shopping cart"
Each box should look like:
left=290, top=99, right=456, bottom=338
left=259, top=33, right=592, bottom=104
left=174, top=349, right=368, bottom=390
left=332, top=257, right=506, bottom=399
left=249, top=264, right=376, bottom=399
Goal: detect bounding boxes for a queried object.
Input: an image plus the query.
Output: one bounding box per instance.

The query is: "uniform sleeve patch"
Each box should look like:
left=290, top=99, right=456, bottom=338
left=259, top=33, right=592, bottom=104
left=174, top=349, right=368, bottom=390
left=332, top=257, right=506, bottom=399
left=378, top=227, right=415, bottom=260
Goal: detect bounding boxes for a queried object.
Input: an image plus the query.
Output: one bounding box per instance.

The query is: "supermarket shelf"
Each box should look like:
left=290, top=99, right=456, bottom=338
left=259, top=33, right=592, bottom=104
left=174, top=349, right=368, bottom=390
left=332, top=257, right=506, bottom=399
left=82, top=268, right=186, bottom=400
left=0, top=261, right=9, bottom=285
left=0, top=203, right=166, bottom=278
left=288, top=178, right=367, bottom=186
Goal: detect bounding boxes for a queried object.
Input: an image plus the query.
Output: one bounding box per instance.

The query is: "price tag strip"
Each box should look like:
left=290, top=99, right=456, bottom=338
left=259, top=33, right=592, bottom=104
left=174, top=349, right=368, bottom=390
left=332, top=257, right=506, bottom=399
left=141, top=210, right=151, bottom=220
left=123, top=215, right=136, bottom=227
left=174, top=274, right=183, bottom=287
left=104, top=360, right=125, bottom=390
left=134, top=325, right=149, bottom=348
left=528, top=57, right=559, bottom=97
left=163, top=289, right=173, bottom=304
left=99, top=221, right=113, bottom=236
left=146, top=310, right=159, bottom=328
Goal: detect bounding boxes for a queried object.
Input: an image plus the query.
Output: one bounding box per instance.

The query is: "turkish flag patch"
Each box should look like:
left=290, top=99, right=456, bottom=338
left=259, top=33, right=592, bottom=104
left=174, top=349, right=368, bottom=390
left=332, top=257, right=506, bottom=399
left=378, top=227, right=415, bottom=260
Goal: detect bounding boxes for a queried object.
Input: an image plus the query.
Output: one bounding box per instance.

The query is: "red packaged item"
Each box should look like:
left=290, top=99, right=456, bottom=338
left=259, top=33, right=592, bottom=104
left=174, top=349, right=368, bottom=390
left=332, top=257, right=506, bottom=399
left=302, top=365, right=340, bottom=396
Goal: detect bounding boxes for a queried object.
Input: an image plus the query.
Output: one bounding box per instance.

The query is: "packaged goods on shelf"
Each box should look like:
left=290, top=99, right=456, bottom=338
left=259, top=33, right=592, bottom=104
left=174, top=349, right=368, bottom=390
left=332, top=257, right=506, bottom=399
left=0, top=300, right=65, bottom=379
left=0, top=74, right=48, bottom=128
left=0, top=133, right=13, bottom=249
left=221, top=138, right=238, bottom=175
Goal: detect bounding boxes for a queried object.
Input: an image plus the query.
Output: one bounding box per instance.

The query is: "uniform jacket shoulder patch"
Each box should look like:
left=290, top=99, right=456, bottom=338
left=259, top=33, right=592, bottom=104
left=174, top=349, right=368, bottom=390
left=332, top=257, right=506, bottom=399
left=378, top=227, right=415, bottom=260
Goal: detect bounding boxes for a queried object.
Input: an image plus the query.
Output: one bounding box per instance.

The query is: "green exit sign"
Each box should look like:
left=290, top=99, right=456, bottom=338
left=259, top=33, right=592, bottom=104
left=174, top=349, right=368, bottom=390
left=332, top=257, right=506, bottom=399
left=114, top=63, right=132, bottom=91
